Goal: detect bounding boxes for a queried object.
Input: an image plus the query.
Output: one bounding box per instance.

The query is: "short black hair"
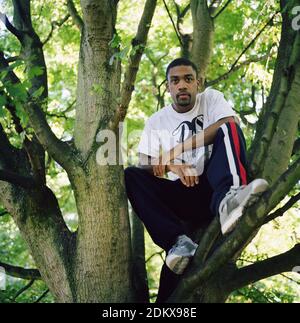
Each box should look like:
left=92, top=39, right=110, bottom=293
left=166, top=58, right=198, bottom=80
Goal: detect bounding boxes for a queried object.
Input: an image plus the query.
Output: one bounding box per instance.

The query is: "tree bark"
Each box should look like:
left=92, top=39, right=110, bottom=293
left=249, top=0, right=300, bottom=183
left=190, top=0, right=214, bottom=82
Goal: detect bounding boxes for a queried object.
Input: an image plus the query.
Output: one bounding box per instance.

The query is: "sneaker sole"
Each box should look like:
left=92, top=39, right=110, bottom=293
left=166, top=254, right=191, bottom=275
left=221, top=179, right=269, bottom=235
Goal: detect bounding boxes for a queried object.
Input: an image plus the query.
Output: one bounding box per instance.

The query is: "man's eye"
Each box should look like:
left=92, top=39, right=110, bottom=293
left=186, top=77, right=193, bottom=82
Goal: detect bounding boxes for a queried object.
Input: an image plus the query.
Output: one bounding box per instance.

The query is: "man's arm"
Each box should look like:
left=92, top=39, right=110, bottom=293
left=139, top=153, right=199, bottom=187
left=161, top=116, right=236, bottom=163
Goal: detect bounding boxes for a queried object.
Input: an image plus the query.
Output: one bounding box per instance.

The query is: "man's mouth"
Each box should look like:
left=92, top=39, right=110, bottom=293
left=177, top=93, right=190, bottom=100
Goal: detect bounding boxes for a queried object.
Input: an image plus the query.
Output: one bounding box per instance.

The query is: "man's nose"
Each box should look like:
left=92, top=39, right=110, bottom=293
left=178, top=79, right=187, bottom=89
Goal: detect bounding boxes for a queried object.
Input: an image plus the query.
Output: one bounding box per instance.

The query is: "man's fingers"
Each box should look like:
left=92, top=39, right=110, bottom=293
left=159, top=165, right=165, bottom=176
left=178, top=169, right=187, bottom=186
left=153, top=165, right=159, bottom=177
left=185, top=174, right=192, bottom=187
left=182, top=166, right=199, bottom=187
left=153, top=165, right=165, bottom=177
left=182, top=167, right=194, bottom=187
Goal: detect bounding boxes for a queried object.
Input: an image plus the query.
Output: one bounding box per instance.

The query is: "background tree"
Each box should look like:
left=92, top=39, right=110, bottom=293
left=0, top=0, right=299, bottom=303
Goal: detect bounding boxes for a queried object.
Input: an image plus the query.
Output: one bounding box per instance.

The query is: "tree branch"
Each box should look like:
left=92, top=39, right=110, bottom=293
left=206, top=54, right=271, bottom=86
left=227, top=12, right=278, bottom=75
left=208, top=0, right=221, bottom=9
left=110, top=0, right=157, bottom=130
left=6, top=55, right=20, bottom=63
left=194, top=216, right=221, bottom=266
left=190, top=0, right=214, bottom=80
left=12, top=0, right=33, bottom=33
left=146, top=51, right=168, bottom=110
left=34, top=289, right=50, bottom=303
left=181, top=4, right=191, bottom=18
left=42, top=14, right=70, bottom=46
left=0, top=11, right=23, bottom=41
left=0, top=261, right=41, bottom=280
left=66, top=0, right=84, bottom=31
left=0, top=51, right=78, bottom=174
left=212, top=0, right=232, bottom=19
left=162, top=0, right=183, bottom=47
left=12, top=279, right=36, bottom=302
left=2, top=2, right=80, bottom=175
left=0, top=91, right=47, bottom=185
left=204, top=157, right=300, bottom=277
left=0, top=169, right=37, bottom=189
left=264, top=192, right=300, bottom=224
left=208, top=0, right=221, bottom=16
left=226, top=244, right=300, bottom=292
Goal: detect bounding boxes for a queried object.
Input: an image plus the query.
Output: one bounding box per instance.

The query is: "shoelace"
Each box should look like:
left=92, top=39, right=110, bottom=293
left=220, top=186, right=245, bottom=213
left=169, top=236, right=190, bottom=254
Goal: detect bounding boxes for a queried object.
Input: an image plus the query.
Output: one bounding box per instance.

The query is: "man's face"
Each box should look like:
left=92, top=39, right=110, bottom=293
left=167, top=65, right=200, bottom=113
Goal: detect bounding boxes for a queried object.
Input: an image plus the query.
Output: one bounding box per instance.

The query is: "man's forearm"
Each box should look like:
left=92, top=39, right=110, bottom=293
left=167, top=117, right=235, bottom=161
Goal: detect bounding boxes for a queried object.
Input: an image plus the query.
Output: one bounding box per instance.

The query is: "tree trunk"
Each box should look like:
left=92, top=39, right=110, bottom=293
left=70, top=163, right=134, bottom=302
left=190, top=0, right=214, bottom=82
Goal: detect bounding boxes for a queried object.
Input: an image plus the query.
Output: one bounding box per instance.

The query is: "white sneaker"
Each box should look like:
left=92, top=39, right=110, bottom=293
left=165, top=235, right=198, bottom=275
left=219, top=179, right=269, bottom=235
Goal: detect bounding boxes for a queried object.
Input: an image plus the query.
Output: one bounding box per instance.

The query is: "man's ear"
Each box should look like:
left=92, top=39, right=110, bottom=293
left=198, top=77, right=204, bottom=88
left=197, top=77, right=204, bottom=91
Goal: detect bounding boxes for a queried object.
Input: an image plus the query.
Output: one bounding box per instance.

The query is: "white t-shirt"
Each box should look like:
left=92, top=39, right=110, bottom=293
left=138, top=88, right=236, bottom=180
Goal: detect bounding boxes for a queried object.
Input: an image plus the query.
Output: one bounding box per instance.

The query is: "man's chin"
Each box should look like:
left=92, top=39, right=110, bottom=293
left=177, top=100, right=191, bottom=107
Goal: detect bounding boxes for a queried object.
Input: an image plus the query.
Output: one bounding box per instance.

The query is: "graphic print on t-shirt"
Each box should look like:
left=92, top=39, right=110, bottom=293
left=172, top=114, right=204, bottom=143
left=172, top=114, right=204, bottom=161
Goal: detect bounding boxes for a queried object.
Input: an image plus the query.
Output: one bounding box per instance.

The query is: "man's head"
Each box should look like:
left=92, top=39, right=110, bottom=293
left=166, top=58, right=202, bottom=113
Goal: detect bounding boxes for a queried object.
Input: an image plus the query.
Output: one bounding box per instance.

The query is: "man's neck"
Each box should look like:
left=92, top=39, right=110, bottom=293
left=171, top=103, right=194, bottom=114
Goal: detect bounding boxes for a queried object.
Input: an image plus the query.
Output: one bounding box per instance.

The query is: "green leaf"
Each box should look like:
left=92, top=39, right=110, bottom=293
left=6, top=83, right=28, bottom=102
left=28, top=66, right=45, bottom=80
left=109, top=33, right=122, bottom=49
left=15, top=101, right=29, bottom=127
left=32, top=86, right=45, bottom=99
left=0, top=106, right=5, bottom=118
left=0, top=95, right=7, bottom=108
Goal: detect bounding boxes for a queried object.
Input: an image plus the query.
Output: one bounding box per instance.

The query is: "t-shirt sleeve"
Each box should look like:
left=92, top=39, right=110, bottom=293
left=137, top=118, right=160, bottom=158
left=206, top=89, right=236, bottom=125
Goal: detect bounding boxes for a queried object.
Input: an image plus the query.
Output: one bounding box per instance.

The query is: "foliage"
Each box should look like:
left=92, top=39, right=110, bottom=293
left=0, top=0, right=299, bottom=302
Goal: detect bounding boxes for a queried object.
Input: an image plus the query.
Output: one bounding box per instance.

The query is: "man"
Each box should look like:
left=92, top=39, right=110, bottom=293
left=124, top=58, right=268, bottom=300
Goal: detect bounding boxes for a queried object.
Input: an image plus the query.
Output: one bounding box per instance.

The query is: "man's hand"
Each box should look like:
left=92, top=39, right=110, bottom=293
left=152, top=157, right=199, bottom=187
left=167, top=164, right=199, bottom=187
left=152, top=162, right=166, bottom=177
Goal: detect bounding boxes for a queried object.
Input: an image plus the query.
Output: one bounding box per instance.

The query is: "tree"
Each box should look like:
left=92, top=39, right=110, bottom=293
left=0, top=0, right=299, bottom=303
